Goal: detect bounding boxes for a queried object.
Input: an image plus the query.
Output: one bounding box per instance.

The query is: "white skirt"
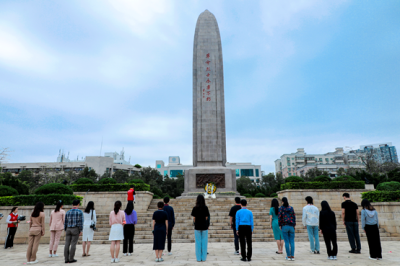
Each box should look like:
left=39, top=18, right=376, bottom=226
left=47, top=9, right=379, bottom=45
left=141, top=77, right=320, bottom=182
left=109, top=224, right=124, bottom=241
left=82, top=225, right=94, bottom=241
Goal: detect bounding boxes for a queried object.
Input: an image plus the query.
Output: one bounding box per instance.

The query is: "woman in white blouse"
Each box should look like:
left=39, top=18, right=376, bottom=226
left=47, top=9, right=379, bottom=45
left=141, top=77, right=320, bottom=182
left=82, top=201, right=96, bottom=256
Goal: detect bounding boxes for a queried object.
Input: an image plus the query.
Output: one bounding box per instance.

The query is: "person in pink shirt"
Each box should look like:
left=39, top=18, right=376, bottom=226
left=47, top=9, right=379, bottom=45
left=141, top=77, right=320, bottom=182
left=49, top=201, right=65, bottom=257
left=109, top=201, right=125, bottom=263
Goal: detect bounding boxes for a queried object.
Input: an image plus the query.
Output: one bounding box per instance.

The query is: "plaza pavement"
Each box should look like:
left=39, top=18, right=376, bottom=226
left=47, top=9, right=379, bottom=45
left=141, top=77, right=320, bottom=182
left=2, top=241, right=399, bottom=266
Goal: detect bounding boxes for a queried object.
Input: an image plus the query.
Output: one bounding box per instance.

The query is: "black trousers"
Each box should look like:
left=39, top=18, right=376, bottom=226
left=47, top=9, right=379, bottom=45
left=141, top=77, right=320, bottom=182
left=322, top=230, right=338, bottom=257
left=239, top=225, right=252, bottom=260
left=365, top=224, right=382, bottom=259
left=4, top=227, right=17, bottom=249
left=345, top=221, right=361, bottom=251
left=232, top=227, right=239, bottom=251
left=167, top=225, right=173, bottom=252
left=123, top=224, right=135, bottom=254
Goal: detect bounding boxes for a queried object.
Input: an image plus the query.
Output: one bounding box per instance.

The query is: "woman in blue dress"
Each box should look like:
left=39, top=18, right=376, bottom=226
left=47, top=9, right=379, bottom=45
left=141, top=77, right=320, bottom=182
left=269, top=198, right=284, bottom=254
left=152, top=201, right=168, bottom=262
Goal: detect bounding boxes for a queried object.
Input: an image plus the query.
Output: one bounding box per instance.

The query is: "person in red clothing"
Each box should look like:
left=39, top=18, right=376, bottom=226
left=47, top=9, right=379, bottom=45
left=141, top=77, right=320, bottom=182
left=127, top=187, right=136, bottom=203
left=5, top=206, right=20, bottom=249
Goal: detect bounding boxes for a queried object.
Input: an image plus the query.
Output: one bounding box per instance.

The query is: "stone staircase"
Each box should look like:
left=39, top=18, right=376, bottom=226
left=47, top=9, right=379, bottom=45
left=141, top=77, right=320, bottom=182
left=61, top=197, right=399, bottom=244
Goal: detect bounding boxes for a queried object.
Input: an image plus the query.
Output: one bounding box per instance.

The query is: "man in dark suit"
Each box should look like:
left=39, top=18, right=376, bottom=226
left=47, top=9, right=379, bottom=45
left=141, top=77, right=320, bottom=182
left=163, top=197, right=175, bottom=255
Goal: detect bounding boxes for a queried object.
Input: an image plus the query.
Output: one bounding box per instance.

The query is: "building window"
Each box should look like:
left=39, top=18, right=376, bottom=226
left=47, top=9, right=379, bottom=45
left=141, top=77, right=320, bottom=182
left=170, top=170, right=183, bottom=177
left=288, top=168, right=291, bottom=171
left=164, top=170, right=168, bottom=177
left=241, top=169, right=254, bottom=177
left=288, top=173, right=292, bottom=176
left=236, top=169, right=240, bottom=177
left=256, top=169, right=259, bottom=177
left=157, top=164, right=161, bottom=169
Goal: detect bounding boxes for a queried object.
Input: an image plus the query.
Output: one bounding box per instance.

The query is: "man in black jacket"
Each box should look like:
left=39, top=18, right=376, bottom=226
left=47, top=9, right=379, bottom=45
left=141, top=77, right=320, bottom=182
left=229, top=197, right=241, bottom=255
left=163, top=197, right=175, bottom=255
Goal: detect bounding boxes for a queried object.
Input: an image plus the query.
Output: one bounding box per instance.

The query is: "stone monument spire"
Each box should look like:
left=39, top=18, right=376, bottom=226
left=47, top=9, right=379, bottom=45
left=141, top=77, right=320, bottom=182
left=193, top=10, right=226, bottom=167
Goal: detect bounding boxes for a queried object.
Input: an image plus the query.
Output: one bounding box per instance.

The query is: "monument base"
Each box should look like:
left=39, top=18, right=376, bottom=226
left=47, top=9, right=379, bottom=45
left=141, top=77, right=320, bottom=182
left=180, top=167, right=239, bottom=197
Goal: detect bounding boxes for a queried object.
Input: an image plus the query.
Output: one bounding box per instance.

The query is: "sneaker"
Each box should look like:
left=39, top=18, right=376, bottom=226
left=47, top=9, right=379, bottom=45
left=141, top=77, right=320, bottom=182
left=291, top=257, right=295, bottom=261
left=123, top=253, right=127, bottom=256
left=234, top=251, right=240, bottom=255
left=328, top=257, right=332, bottom=260
left=168, top=252, right=173, bottom=256
left=26, top=262, right=31, bottom=264
left=285, top=257, right=290, bottom=260
left=333, top=256, right=337, bottom=260
left=30, top=260, right=39, bottom=264
left=310, top=250, right=315, bottom=253
left=349, top=250, right=357, bottom=253
left=49, top=254, right=53, bottom=258
left=315, top=251, right=320, bottom=254
left=355, top=250, right=361, bottom=254
left=159, top=258, right=164, bottom=262
left=53, top=254, right=59, bottom=257
left=114, top=259, right=119, bottom=263
left=369, top=257, right=377, bottom=260
left=111, top=259, right=115, bottom=263
left=155, top=258, right=159, bottom=262
left=128, top=253, right=132, bottom=256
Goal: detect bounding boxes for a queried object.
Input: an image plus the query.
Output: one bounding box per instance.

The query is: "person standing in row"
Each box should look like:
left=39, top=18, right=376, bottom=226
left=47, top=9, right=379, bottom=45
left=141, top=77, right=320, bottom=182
left=26, top=202, right=45, bottom=264
left=319, top=201, right=337, bottom=260
left=64, top=199, right=84, bottom=264
left=127, top=187, right=136, bottom=203
left=342, top=193, right=361, bottom=253
left=153, top=201, right=168, bottom=262
left=361, top=199, right=382, bottom=260
left=236, top=199, right=254, bottom=262
left=5, top=206, right=19, bottom=249
left=123, top=201, right=137, bottom=256
left=191, top=195, right=210, bottom=262
left=229, top=197, right=241, bottom=255
left=82, top=201, right=96, bottom=257
left=302, top=196, right=320, bottom=254
left=279, top=197, right=296, bottom=261
left=163, top=197, right=175, bottom=255
left=49, top=201, right=65, bottom=258
left=109, top=201, right=125, bottom=263
left=269, top=199, right=283, bottom=254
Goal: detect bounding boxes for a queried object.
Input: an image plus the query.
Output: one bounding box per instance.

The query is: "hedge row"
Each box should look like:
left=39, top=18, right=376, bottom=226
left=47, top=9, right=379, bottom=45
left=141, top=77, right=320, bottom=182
left=361, top=191, right=400, bottom=202
left=0, top=194, right=83, bottom=206
left=69, top=183, right=150, bottom=192
left=281, top=181, right=365, bottom=190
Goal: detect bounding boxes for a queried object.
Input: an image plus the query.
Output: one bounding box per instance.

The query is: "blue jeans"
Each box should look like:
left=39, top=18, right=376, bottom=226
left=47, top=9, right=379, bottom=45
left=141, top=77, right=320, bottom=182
left=281, top=225, right=295, bottom=257
left=194, top=230, right=208, bottom=261
left=307, top=225, right=320, bottom=251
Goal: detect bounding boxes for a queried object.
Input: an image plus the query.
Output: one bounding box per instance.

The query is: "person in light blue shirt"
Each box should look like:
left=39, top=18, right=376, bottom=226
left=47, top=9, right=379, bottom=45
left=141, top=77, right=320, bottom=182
left=235, top=199, right=254, bottom=262
left=361, top=199, right=382, bottom=260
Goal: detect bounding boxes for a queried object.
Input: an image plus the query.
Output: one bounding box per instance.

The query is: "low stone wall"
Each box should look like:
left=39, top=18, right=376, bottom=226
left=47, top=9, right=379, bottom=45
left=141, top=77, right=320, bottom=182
left=73, top=191, right=154, bottom=214
left=0, top=191, right=154, bottom=245
left=277, top=189, right=371, bottom=211
left=372, top=202, right=400, bottom=237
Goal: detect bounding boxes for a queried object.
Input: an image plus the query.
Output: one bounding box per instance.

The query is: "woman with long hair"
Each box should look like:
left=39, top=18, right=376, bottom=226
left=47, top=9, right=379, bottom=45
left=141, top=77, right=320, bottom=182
left=123, top=201, right=137, bottom=256
left=26, top=202, right=45, bottom=264
left=361, top=199, right=382, bottom=260
left=109, top=201, right=125, bottom=263
left=5, top=206, right=19, bottom=249
left=319, top=201, right=337, bottom=260
left=82, top=201, right=96, bottom=257
left=269, top=198, right=284, bottom=254
left=191, top=195, right=210, bottom=262
left=49, top=201, right=65, bottom=257
left=152, top=201, right=168, bottom=262
left=278, top=197, right=296, bottom=261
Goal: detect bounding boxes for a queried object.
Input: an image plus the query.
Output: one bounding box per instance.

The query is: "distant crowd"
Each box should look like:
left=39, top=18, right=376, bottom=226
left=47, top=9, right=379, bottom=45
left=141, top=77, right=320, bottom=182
left=2, top=189, right=382, bottom=263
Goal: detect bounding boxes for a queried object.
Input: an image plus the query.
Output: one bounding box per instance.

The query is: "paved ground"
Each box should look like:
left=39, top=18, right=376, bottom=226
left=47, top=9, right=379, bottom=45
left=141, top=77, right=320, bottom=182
left=2, top=241, right=399, bottom=266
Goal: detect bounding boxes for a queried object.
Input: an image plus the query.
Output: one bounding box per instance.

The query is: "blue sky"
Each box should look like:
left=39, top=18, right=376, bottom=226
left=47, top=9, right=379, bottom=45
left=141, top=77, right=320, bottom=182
left=1, top=0, right=399, bottom=174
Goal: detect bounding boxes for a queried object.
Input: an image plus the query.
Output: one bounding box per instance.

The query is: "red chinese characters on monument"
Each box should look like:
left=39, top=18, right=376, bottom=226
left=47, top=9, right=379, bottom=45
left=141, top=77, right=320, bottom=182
left=204, top=52, right=212, bottom=101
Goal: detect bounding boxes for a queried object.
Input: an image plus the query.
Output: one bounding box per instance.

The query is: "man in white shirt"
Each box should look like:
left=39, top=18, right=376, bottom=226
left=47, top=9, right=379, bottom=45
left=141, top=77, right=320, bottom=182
left=302, top=196, right=320, bottom=254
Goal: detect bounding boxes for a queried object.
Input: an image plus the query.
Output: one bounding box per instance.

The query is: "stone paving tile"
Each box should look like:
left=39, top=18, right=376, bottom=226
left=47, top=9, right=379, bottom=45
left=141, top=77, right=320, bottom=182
left=1, top=241, right=399, bottom=266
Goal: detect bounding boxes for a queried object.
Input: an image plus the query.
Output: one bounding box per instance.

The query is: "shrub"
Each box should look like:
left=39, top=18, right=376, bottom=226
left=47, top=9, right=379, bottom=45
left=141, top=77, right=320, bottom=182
left=313, top=175, right=331, bottom=182
left=333, top=175, right=356, bottom=182
left=281, top=181, right=365, bottom=190
left=243, top=193, right=252, bottom=198
left=69, top=183, right=150, bottom=192
left=2, top=175, right=29, bottom=195
left=0, top=194, right=83, bottom=206
left=0, top=186, right=19, bottom=196
left=74, top=178, right=94, bottom=185
left=98, top=178, right=117, bottom=184
left=284, top=176, right=304, bottom=183
left=254, top=193, right=266, bottom=197
left=34, top=183, right=73, bottom=195
left=376, top=181, right=400, bottom=191
left=153, top=194, right=162, bottom=199
left=270, top=193, right=278, bottom=198
left=128, top=179, right=144, bottom=184
left=362, top=191, right=400, bottom=202
left=134, top=164, right=142, bottom=169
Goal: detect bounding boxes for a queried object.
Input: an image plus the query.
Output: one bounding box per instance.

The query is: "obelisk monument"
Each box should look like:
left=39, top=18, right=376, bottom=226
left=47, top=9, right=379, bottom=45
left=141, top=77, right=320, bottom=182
left=182, top=10, right=237, bottom=196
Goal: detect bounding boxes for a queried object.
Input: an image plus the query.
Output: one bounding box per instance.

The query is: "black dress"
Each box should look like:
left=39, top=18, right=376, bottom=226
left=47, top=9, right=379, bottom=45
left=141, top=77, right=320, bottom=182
left=153, top=210, right=168, bottom=250
left=319, top=210, right=338, bottom=257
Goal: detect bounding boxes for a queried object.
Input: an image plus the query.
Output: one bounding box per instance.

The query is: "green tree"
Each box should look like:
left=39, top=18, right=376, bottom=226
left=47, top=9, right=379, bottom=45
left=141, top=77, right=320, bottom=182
left=236, top=176, right=255, bottom=195
left=134, top=164, right=142, bottom=169
left=337, top=167, right=346, bottom=176
left=113, top=170, right=129, bottom=183
left=78, top=167, right=98, bottom=181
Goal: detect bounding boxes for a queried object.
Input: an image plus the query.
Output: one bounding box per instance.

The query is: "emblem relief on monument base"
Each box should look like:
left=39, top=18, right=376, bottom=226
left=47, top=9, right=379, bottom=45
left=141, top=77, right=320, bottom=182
left=196, top=174, right=226, bottom=188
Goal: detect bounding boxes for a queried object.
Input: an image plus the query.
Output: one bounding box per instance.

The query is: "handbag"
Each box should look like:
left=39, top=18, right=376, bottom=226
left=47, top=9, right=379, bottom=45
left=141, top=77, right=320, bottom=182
left=89, top=210, right=97, bottom=231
